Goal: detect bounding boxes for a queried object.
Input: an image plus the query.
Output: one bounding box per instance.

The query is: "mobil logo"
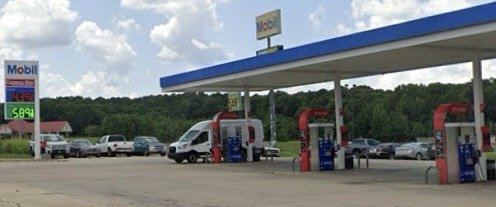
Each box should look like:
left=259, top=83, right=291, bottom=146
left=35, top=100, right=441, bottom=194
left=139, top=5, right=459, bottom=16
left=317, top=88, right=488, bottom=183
left=7, top=64, right=38, bottom=75
left=257, top=16, right=279, bottom=33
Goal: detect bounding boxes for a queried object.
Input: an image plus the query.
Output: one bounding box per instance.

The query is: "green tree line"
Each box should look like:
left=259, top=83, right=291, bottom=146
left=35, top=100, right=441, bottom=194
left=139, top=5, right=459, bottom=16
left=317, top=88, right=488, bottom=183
left=2, top=80, right=496, bottom=143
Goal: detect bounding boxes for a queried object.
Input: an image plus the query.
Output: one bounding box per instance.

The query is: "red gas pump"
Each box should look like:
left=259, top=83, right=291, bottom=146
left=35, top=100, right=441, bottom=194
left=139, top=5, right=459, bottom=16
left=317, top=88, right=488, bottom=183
left=298, top=108, right=330, bottom=172
left=340, top=126, right=349, bottom=148
left=481, top=126, right=492, bottom=152
left=433, top=103, right=469, bottom=184
left=432, top=103, right=490, bottom=184
left=212, top=111, right=239, bottom=164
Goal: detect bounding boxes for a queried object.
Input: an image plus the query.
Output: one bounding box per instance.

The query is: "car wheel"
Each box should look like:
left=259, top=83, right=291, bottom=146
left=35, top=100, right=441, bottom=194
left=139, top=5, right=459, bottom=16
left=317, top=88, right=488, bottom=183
left=50, top=153, right=55, bottom=159
left=352, top=150, right=361, bottom=158
left=96, top=153, right=101, bottom=158
left=160, top=152, right=166, bottom=157
left=416, top=153, right=422, bottom=160
left=76, top=150, right=81, bottom=158
left=144, top=150, right=150, bottom=156
left=187, top=152, right=198, bottom=163
left=175, top=158, right=183, bottom=163
left=64, top=154, right=69, bottom=159
left=30, top=148, right=34, bottom=157
left=389, top=153, right=395, bottom=160
left=126, top=153, right=132, bottom=157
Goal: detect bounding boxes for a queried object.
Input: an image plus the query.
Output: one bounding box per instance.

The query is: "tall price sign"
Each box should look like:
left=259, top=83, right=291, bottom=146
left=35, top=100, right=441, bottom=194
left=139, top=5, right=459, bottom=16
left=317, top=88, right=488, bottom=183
left=4, top=60, right=38, bottom=120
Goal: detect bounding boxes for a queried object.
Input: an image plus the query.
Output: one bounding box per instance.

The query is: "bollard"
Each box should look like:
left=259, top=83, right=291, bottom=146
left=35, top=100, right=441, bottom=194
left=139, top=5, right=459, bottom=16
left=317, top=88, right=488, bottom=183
left=425, top=166, right=437, bottom=185
left=292, top=157, right=298, bottom=172
left=365, top=152, right=369, bottom=169
left=357, top=155, right=361, bottom=169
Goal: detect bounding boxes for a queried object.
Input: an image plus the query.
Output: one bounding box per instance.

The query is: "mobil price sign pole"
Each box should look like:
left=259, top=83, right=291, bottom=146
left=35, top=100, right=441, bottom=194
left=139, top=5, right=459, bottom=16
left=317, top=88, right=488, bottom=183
left=4, top=60, right=40, bottom=159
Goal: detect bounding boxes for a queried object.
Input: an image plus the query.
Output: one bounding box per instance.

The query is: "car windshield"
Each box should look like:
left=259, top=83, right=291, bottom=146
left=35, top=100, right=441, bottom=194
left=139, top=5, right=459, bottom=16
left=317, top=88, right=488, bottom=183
left=401, top=143, right=419, bottom=147
left=108, top=135, right=126, bottom=142
left=44, top=135, right=64, bottom=142
left=79, top=140, right=92, bottom=145
left=178, top=130, right=199, bottom=143
left=144, top=137, right=159, bottom=143
left=369, top=139, right=380, bottom=146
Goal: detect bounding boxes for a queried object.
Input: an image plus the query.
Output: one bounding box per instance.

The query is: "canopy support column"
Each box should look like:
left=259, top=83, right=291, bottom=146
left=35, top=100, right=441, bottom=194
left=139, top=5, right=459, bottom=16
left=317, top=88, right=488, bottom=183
left=334, top=77, right=345, bottom=170
left=473, top=57, right=487, bottom=181
left=244, top=88, right=253, bottom=162
left=269, top=89, right=277, bottom=147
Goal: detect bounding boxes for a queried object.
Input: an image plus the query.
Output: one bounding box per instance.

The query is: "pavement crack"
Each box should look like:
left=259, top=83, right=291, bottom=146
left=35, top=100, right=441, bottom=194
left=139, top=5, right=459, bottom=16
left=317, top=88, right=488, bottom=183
left=0, top=198, right=22, bottom=207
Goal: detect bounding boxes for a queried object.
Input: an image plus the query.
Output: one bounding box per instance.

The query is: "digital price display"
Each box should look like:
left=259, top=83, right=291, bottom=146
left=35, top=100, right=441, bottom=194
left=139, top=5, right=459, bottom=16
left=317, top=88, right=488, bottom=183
left=6, top=87, right=34, bottom=102
left=5, top=103, right=35, bottom=119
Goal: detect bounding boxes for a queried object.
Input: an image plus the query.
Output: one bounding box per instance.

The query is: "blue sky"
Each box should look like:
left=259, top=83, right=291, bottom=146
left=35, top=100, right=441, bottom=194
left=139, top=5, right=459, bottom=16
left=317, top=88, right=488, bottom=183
left=0, top=0, right=494, bottom=100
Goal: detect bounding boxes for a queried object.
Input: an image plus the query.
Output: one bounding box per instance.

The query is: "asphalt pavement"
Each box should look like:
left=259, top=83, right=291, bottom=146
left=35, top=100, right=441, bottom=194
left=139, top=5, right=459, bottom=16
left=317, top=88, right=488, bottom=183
left=0, top=156, right=495, bottom=207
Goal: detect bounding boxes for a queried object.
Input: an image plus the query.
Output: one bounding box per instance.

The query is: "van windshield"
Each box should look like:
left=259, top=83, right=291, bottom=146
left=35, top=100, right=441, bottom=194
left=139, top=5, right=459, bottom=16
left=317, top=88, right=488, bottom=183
left=178, top=130, right=199, bottom=143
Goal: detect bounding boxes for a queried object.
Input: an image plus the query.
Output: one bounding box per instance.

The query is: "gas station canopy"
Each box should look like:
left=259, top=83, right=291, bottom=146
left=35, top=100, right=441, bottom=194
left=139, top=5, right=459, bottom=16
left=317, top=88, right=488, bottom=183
left=160, top=2, right=496, bottom=92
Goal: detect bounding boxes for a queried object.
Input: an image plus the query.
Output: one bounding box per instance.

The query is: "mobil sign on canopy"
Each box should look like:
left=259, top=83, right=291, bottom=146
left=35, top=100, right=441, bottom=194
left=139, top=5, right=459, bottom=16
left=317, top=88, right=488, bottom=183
left=256, top=9, right=281, bottom=40
left=4, top=60, right=39, bottom=120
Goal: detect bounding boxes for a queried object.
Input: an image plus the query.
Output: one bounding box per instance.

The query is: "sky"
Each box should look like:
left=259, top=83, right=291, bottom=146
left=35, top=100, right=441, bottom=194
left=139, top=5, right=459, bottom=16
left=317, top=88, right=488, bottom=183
left=0, top=0, right=495, bottom=101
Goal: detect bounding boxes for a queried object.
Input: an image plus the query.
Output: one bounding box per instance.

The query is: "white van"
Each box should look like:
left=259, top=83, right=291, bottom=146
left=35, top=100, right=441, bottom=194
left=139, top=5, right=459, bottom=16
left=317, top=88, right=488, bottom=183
left=168, top=119, right=265, bottom=163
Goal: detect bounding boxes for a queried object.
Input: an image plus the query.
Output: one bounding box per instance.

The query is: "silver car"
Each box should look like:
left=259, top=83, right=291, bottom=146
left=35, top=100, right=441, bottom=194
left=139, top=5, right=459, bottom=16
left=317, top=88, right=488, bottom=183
left=395, top=143, right=430, bottom=160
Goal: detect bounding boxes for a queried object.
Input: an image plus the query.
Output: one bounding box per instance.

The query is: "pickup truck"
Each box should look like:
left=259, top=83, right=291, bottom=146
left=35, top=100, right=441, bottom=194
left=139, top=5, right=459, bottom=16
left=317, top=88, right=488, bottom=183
left=29, top=133, right=70, bottom=159
left=346, top=138, right=381, bottom=158
left=96, top=135, right=133, bottom=157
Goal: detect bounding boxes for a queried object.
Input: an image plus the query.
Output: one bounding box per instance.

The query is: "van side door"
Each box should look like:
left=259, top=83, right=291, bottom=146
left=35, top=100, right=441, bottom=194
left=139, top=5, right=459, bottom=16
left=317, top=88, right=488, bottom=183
left=192, top=131, right=210, bottom=154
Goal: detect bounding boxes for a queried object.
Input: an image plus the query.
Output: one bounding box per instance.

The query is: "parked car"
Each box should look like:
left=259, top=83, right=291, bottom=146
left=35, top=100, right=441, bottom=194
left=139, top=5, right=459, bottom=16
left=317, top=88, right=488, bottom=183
left=263, top=146, right=280, bottom=157
left=68, top=139, right=101, bottom=158
left=133, top=136, right=166, bottom=156
left=96, top=135, right=133, bottom=157
left=29, top=134, right=69, bottom=159
left=368, top=143, right=402, bottom=159
left=395, top=142, right=430, bottom=160
left=346, top=138, right=381, bottom=157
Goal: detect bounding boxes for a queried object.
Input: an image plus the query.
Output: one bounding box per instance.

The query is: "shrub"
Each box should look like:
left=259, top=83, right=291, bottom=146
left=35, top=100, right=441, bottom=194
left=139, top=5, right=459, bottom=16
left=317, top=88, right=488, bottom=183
left=0, top=139, right=29, bottom=155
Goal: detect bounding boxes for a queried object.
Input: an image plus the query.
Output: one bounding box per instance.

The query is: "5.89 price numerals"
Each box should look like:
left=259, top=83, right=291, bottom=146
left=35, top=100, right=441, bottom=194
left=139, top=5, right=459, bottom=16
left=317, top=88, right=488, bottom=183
left=12, top=107, right=34, bottom=118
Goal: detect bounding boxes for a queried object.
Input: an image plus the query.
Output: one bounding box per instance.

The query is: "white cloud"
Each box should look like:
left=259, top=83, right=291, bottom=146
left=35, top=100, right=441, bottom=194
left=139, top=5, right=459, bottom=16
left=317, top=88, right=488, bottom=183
left=121, top=0, right=230, bottom=67
left=116, top=18, right=140, bottom=31
left=41, top=70, right=134, bottom=98
left=75, top=21, right=137, bottom=72
left=0, top=0, right=78, bottom=49
left=309, top=6, right=325, bottom=32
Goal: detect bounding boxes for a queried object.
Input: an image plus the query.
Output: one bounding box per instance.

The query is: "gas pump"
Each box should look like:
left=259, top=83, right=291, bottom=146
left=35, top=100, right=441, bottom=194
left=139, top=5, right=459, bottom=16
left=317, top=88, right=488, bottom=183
left=298, top=108, right=336, bottom=172
left=433, top=103, right=488, bottom=184
left=212, top=111, right=239, bottom=164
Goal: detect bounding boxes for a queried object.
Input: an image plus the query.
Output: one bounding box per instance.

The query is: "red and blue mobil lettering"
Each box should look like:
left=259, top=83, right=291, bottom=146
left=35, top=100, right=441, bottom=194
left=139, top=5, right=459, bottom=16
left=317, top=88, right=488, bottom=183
left=257, top=16, right=279, bottom=33
left=6, top=87, right=35, bottom=102
left=7, top=64, right=38, bottom=75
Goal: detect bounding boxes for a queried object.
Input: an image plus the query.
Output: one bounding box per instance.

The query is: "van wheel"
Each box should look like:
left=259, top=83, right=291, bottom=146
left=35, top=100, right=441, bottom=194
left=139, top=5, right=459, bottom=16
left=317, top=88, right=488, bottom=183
left=416, top=153, right=422, bottom=160
left=175, top=158, right=183, bottom=163
left=187, top=152, right=198, bottom=163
